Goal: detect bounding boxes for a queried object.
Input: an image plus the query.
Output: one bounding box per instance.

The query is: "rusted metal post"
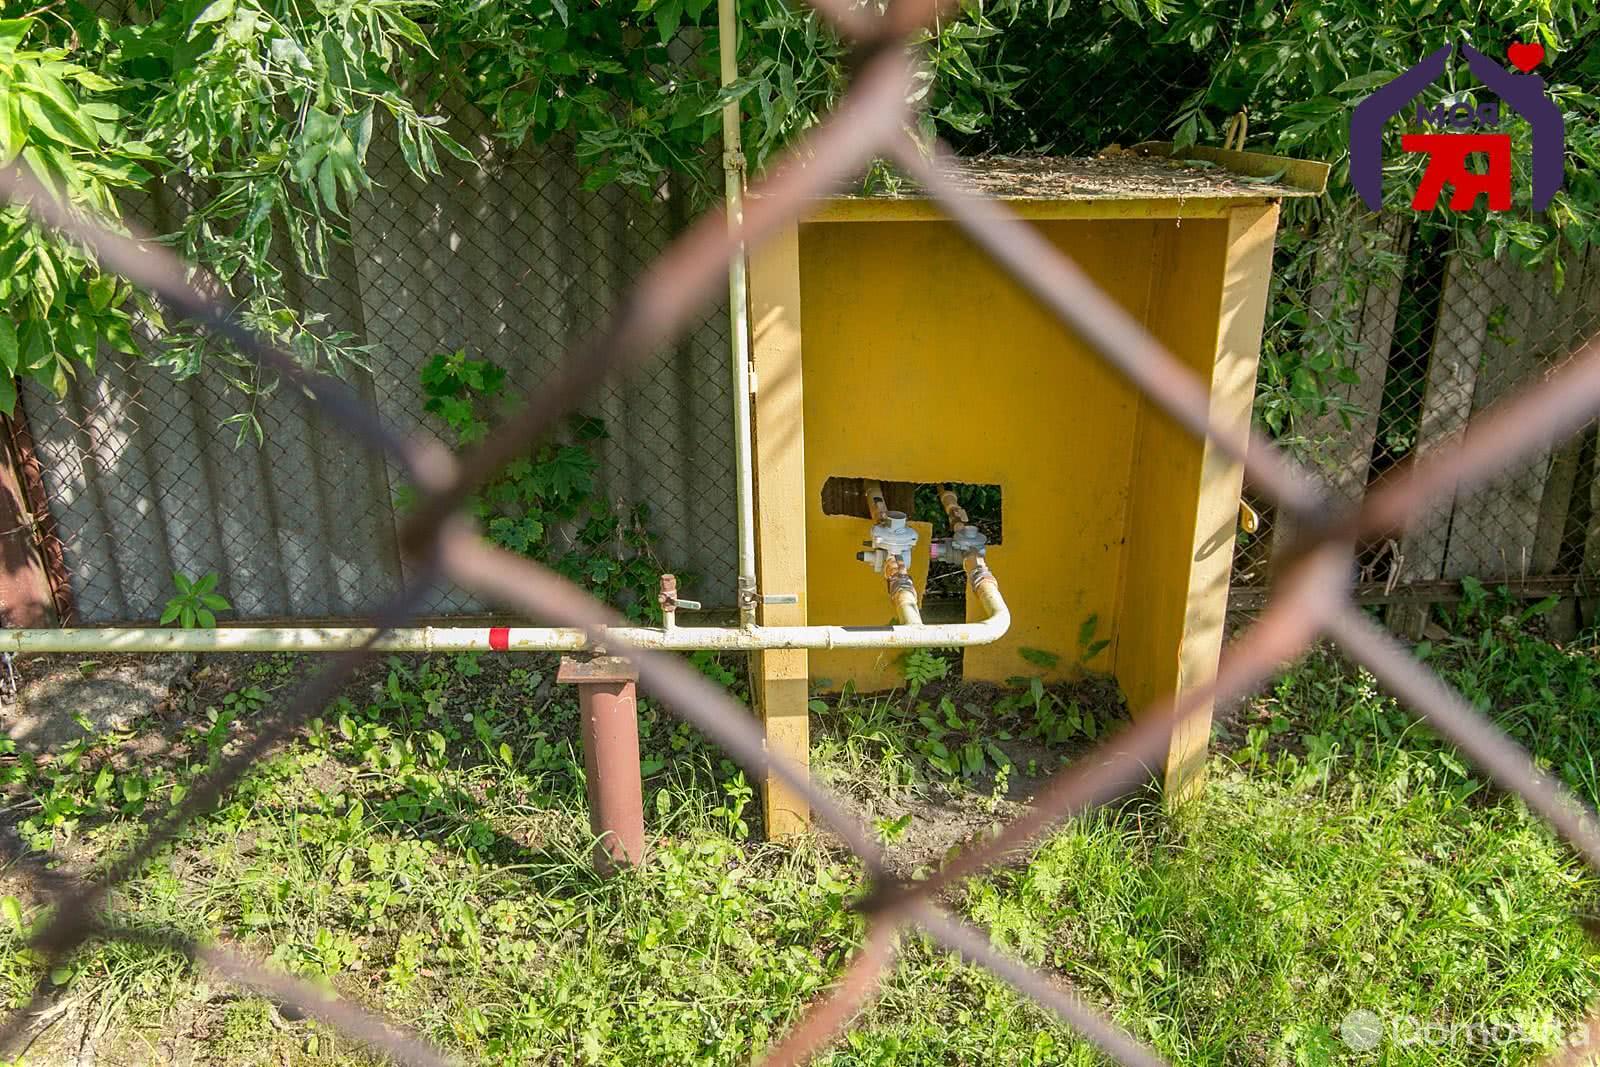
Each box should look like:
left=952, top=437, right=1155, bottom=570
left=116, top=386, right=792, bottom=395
left=558, top=655, right=646, bottom=872
left=0, top=407, right=67, bottom=627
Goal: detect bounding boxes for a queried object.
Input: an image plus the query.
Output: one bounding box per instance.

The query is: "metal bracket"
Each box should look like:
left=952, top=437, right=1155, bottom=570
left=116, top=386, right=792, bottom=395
left=761, top=593, right=798, bottom=606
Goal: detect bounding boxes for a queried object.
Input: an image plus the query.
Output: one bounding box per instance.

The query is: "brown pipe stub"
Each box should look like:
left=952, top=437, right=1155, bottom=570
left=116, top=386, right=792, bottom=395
left=560, top=655, right=645, bottom=873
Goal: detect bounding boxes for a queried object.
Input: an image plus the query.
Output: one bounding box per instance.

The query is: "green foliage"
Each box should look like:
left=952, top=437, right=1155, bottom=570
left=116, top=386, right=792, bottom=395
left=0, top=652, right=861, bottom=1062
left=898, top=647, right=949, bottom=699
left=8, top=0, right=1598, bottom=457
left=1, top=0, right=1164, bottom=395
left=822, top=647, right=1118, bottom=784
left=916, top=693, right=1010, bottom=777
left=1075, top=615, right=1109, bottom=664
left=0, top=0, right=470, bottom=416
left=690, top=649, right=743, bottom=691
left=160, top=570, right=231, bottom=628
left=418, top=348, right=665, bottom=617
left=0, top=0, right=1049, bottom=420
left=1232, top=583, right=1600, bottom=806
left=1252, top=199, right=1399, bottom=445
left=428, top=0, right=1028, bottom=195
left=0, top=16, right=155, bottom=413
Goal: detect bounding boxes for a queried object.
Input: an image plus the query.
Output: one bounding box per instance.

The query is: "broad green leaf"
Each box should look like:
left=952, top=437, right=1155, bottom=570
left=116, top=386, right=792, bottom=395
left=0, top=99, right=16, bottom=163
left=652, top=0, right=682, bottom=44
left=0, top=374, right=16, bottom=418
left=189, top=0, right=235, bottom=36
left=87, top=273, right=116, bottom=311
left=0, top=18, right=33, bottom=54
left=317, top=154, right=341, bottom=215
left=268, top=36, right=313, bottom=70
left=103, top=315, right=138, bottom=356
left=352, top=107, right=373, bottom=166
left=18, top=320, right=48, bottom=373
left=428, top=129, right=476, bottom=164
left=29, top=352, right=67, bottom=398
left=0, top=319, right=15, bottom=375
left=68, top=70, right=118, bottom=92
left=383, top=11, right=435, bottom=53
left=1174, top=112, right=1199, bottom=150
left=19, top=91, right=97, bottom=151
left=0, top=895, right=22, bottom=932
left=1334, top=70, right=1399, bottom=93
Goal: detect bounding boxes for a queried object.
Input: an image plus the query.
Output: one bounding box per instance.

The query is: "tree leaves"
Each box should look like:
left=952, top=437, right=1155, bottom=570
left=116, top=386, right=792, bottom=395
left=0, top=320, right=16, bottom=378
left=18, top=84, right=99, bottom=152
left=0, top=17, right=34, bottom=53
left=188, top=0, right=236, bottom=37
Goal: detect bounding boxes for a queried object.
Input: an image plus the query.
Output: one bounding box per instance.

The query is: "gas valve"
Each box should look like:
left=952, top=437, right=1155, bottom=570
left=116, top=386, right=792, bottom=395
left=856, top=511, right=918, bottom=573
left=931, top=524, right=988, bottom=561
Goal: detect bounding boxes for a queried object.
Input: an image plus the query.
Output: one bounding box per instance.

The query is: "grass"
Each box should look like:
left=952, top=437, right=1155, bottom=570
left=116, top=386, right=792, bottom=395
left=0, top=585, right=1598, bottom=1065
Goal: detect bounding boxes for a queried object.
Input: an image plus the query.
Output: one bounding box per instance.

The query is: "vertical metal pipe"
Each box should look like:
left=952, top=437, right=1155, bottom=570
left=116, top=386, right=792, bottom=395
left=883, top=554, right=921, bottom=625
left=559, top=656, right=646, bottom=873
left=937, top=484, right=970, bottom=535
left=862, top=479, right=889, bottom=523
left=719, top=0, right=759, bottom=628
left=659, top=572, right=678, bottom=631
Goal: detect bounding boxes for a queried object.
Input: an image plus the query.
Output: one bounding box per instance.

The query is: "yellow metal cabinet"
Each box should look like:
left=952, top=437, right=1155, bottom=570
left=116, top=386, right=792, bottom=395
left=748, top=147, right=1328, bottom=835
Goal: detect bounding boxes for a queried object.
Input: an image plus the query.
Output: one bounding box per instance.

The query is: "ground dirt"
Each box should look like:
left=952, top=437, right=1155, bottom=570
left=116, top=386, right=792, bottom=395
left=808, top=674, right=1132, bottom=877
left=4, top=653, right=196, bottom=753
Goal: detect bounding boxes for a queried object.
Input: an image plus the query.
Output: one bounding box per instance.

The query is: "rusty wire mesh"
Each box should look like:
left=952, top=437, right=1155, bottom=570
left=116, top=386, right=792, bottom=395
left=5, top=3, right=1600, bottom=1064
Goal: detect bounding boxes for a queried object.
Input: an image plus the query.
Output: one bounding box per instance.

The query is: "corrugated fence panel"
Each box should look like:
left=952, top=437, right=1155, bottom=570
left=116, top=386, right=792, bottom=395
left=26, top=118, right=737, bottom=622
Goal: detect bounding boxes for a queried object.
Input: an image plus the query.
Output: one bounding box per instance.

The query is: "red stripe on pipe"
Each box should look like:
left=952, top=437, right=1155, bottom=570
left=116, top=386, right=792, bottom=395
left=489, top=627, right=510, bottom=651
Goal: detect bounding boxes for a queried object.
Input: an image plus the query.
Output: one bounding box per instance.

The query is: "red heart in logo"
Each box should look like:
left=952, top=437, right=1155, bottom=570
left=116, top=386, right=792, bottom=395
left=1508, top=41, right=1545, bottom=72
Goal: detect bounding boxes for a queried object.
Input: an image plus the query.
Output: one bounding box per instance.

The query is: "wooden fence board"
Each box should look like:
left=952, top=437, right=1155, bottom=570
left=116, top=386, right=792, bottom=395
left=1581, top=246, right=1600, bottom=593
left=1587, top=417, right=1600, bottom=586
left=1440, top=243, right=1600, bottom=581
left=1442, top=254, right=1556, bottom=579
left=1299, top=214, right=1410, bottom=504
left=1391, top=242, right=1490, bottom=588
left=1271, top=214, right=1407, bottom=566
left=1532, top=245, right=1596, bottom=574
